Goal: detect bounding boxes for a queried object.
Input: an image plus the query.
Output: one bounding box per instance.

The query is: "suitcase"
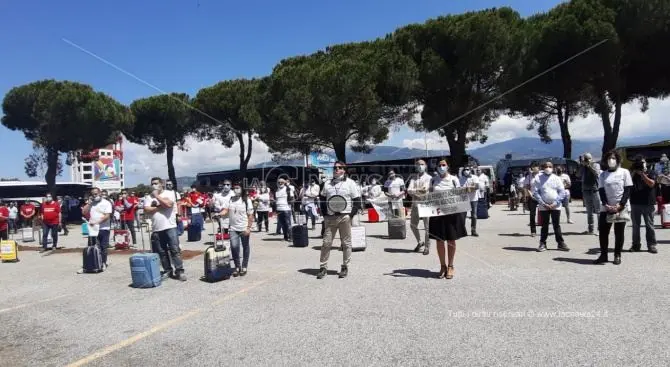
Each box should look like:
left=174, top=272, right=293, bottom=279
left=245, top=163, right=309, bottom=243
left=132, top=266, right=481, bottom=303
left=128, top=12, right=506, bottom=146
left=387, top=218, right=406, bottom=239
left=203, top=237, right=233, bottom=282
left=114, top=229, right=131, bottom=250
left=351, top=225, right=367, bottom=252
left=21, top=227, right=35, bottom=242
left=476, top=198, right=489, bottom=219
left=1, top=240, right=19, bottom=262
left=662, top=205, right=670, bottom=229
left=187, top=221, right=202, bottom=242
left=82, top=244, right=103, bottom=273
left=291, top=224, right=309, bottom=247
left=129, top=253, right=162, bottom=288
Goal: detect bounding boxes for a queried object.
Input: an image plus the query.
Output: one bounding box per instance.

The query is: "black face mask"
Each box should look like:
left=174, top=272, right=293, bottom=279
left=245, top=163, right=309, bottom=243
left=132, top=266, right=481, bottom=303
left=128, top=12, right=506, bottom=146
left=556, top=169, right=563, bottom=176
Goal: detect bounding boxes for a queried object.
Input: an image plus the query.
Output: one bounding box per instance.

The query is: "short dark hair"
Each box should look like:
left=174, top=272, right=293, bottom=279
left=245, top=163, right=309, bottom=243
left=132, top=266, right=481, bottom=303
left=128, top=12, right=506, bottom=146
left=633, top=154, right=645, bottom=162
left=603, top=150, right=622, bottom=164
left=150, top=177, right=162, bottom=184
left=530, top=161, right=540, bottom=168
left=334, top=161, right=346, bottom=168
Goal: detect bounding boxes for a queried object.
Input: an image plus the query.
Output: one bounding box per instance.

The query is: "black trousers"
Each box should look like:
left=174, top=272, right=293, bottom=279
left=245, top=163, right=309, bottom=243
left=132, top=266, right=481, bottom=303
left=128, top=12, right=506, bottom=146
left=539, top=210, right=564, bottom=245
left=528, top=199, right=538, bottom=234
left=598, top=212, right=626, bottom=256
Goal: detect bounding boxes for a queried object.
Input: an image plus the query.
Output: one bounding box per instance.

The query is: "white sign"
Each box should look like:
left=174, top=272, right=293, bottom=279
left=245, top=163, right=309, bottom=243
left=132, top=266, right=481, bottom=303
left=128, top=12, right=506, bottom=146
left=417, top=188, right=471, bottom=218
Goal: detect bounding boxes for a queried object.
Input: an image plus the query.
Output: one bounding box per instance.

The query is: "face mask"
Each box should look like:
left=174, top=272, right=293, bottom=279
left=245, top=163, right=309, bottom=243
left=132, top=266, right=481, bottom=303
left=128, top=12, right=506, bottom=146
left=463, top=169, right=470, bottom=176
left=661, top=156, right=669, bottom=162
left=416, top=164, right=426, bottom=173
left=438, top=166, right=448, bottom=175
left=152, top=184, right=161, bottom=191
left=608, top=159, right=617, bottom=169
left=544, top=168, right=553, bottom=175
left=278, top=183, right=285, bottom=188
left=233, top=188, right=242, bottom=196
left=223, top=185, right=231, bottom=192
left=556, top=169, right=562, bottom=176
left=334, top=171, right=344, bottom=179
left=371, top=180, right=377, bottom=185
left=46, top=196, right=52, bottom=202
left=93, top=195, right=101, bottom=202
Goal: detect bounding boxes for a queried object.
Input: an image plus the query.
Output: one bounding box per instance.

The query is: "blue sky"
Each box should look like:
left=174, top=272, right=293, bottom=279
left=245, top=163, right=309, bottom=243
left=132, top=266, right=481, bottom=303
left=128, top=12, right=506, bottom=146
left=0, top=0, right=572, bottom=184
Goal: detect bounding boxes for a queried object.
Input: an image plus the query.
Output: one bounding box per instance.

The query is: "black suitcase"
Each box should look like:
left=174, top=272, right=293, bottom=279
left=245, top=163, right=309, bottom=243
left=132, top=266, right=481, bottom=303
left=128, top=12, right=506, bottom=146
left=387, top=218, right=407, bottom=239
left=291, top=225, right=309, bottom=247
left=187, top=222, right=202, bottom=242
left=476, top=198, right=489, bottom=219
left=82, top=240, right=103, bottom=273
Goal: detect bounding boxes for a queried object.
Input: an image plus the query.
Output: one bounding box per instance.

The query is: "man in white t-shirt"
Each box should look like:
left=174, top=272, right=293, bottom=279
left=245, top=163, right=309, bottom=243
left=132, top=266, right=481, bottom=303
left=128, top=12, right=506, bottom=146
left=407, top=159, right=433, bottom=254
left=460, top=165, right=482, bottom=236
left=275, top=177, right=293, bottom=241
left=384, top=170, right=406, bottom=218
left=317, top=161, right=361, bottom=279
left=80, top=187, right=113, bottom=272
left=212, top=180, right=234, bottom=234
left=144, top=177, right=186, bottom=281
left=477, top=169, right=491, bottom=208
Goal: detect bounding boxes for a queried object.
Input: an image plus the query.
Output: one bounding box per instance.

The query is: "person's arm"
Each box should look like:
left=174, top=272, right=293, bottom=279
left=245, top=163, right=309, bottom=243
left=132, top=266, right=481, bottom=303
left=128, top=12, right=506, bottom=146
left=532, top=179, right=546, bottom=206
left=641, top=171, right=656, bottom=188
left=246, top=200, right=254, bottom=233
left=618, top=170, right=633, bottom=211
left=154, top=192, right=174, bottom=209
left=406, top=179, right=417, bottom=196
left=555, top=177, right=567, bottom=206
left=598, top=172, right=609, bottom=207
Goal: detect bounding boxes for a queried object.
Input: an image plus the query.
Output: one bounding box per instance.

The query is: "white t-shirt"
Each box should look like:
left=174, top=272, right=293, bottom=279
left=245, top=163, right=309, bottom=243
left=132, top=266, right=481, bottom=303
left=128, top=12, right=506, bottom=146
left=223, top=197, right=254, bottom=232
left=478, top=173, right=490, bottom=189
left=89, top=199, right=113, bottom=230
left=145, top=190, right=177, bottom=232
left=560, top=173, right=572, bottom=197
left=321, top=177, right=360, bottom=215
left=9, top=207, right=18, bottom=219
left=599, top=168, right=633, bottom=213
left=407, top=173, right=432, bottom=200
left=459, top=175, right=481, bottom=202
left=368, top=184, right=382, bottom=198
left=213, top=191, right=234, bottom=227
left=430, top=174, right=460, bottom=192
left=385, top=176, right=405, bottom=209
left=256, top=190, right=271, bottom=212
left=275, top=186, right=291, bottom=211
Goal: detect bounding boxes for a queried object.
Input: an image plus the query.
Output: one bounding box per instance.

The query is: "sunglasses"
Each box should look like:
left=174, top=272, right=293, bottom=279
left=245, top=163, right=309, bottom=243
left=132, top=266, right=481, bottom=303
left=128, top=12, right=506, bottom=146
left=334, top=166, right=345, bottom=170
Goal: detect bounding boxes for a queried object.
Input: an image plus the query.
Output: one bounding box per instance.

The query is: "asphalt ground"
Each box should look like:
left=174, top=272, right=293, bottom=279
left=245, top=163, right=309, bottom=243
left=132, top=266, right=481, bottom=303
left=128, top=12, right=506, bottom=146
left=1, top=202, right=669, bottom=366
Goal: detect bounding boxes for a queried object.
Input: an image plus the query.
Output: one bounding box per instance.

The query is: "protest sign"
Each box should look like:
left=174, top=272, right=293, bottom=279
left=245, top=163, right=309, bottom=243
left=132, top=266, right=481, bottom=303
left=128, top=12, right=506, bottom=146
left=367, top=195, right=391, bottom=221
left=417, top=188, right=471, bottom=218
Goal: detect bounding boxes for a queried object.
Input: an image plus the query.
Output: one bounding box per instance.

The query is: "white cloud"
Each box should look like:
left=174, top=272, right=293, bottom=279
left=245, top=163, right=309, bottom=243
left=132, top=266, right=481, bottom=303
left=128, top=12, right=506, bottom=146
left=400, top=98, right=670, bottom=151
left=123, top=136, right=273, bottom=186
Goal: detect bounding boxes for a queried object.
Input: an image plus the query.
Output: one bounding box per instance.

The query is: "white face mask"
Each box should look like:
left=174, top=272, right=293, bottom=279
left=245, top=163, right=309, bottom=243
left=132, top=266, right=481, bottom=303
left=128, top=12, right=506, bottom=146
left=463, top=169, right=470, bottom=176
left=438, top=166, right=448, bottom=175
left=416, top=164, right=426, bottom=173
left=544, top=168, right=553, bottom=175
left=233, top=188, right=242, bottom=196
left=46, top=196, right=52, bottom=202
left=152, top=184, right=161, bottom=191
left=608, top=159, right=617, bottom=169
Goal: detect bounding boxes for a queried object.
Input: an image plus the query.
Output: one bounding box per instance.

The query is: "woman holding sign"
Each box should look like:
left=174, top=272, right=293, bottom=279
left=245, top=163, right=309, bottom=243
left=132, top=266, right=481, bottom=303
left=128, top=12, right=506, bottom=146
left=429, top=159, right=467, bottom=279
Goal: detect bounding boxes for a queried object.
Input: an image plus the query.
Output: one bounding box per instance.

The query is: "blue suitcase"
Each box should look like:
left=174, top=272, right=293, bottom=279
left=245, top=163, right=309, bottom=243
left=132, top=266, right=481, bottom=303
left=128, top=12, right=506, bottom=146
left=129, top=253, right=161, bottom=288
left=291, top=225, right=309, bottom=247
left=187, top=222, right=202, bottom=242
left=82, top=222, right=89, bottom=236
left=82, top=244, right=103, bottom=273
left=476, top=198, right=489, bottom=219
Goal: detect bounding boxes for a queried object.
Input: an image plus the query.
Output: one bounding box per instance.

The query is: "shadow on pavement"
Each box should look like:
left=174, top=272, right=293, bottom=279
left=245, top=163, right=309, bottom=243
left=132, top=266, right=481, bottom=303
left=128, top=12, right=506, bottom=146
left=297, top=268, right=339, bottom=276
left=367, top=234, right=387, bottom=239
left=502, top=246, right=537, bottom=252
left=553, top=257, right=599, bottom=265
left=499, top=233, right=531, bottom=237
left=384, top=248, right=415, bottom=254
left=585, top=248, right=614, bottom=255
left=384, top=268, right=437, bottom=278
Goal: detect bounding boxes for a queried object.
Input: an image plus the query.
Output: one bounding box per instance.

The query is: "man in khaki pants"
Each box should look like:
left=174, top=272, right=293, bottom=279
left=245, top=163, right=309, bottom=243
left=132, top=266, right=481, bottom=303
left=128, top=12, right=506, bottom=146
left=317, top=161, right=362, bottom=279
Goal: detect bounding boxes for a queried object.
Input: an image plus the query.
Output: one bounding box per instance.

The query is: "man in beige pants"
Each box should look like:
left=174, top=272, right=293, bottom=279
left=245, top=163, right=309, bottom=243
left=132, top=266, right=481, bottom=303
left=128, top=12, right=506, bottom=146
left=408, top=159, right=432, bottom=255
left=317, top=161, right=362, bottom=279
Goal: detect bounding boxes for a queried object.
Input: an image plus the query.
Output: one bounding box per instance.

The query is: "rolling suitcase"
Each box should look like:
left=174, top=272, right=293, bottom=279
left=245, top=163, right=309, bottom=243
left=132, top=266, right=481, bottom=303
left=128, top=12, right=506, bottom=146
left=351, top=214, right=367, bottom=251
left=82, top=236, right=103, bottom=273
left=662, top=205, right=670, bottom=229
left=21, top=227, right=35, bottom=242
left=204, top=232, right=233, bottom=282
left=129, top=220, right=161, bottom=288
left=476, top=198, right=489, bottom=219
left=387, top=218, right=406, bottom=239
left=291, top=224, right=309, bottom=247
left=187, top=220, right=202, bottom=242
left=113, top=229, right=131, bottom=250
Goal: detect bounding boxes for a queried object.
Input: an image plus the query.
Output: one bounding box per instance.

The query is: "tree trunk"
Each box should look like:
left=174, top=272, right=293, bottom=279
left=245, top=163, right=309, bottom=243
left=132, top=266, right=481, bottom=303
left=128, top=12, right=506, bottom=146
left=599, top=96, right=622, bottom=157
left=333, top=141, right=347, bottom=163
left=166, top=144, right=177, bottom=191
left=45, top=148, right=59, bottom=197
left=557, top=103, right=572, bottom=159
left=236, top=132, right=254, bottom=187
left=445, top=127, right=467, bottom=173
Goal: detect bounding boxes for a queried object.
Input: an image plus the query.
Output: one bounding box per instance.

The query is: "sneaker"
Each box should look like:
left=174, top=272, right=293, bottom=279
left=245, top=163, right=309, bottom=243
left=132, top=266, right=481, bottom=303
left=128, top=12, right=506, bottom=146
left=531, top=233, right=536, bottom=238
left=240, top=268, right=248, bottom=276
left=567, top=220, right=574, bottom=224
left=339, top=265, right=348, bottom=279
left=76, top=268, right=85, bottom=274
left=423, top=246, right=430, bottom=256
left=537, top=243, right=547, bottom=252
left=232, top=268, right=240, bottom=277
left=557, top=243, right=570, bottom=251
left=316, top=267, right=327, bottom=279
left=413, top=242, right=424, bottom=252
left=629, top=245, right=642, bottom=252
left=649, top=245, right=658, bottom=254
left=471, top=230, right=479, bottom=237
left=613, top=255, right=621, bottom=265
left=175, top=272, right=187, bottom=281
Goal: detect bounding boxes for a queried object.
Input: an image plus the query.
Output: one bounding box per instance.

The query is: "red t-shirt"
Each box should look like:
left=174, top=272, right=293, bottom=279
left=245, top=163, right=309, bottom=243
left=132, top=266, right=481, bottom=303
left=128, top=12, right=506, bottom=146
left=0, top=206, right=9, bottom=231
left=20, top=203, right=36, bottom=218
left=41, top=201, right=61, bottom=225
left=123, top=196, right=139, bottom=221
left=189, top=192, right=204, bottom=207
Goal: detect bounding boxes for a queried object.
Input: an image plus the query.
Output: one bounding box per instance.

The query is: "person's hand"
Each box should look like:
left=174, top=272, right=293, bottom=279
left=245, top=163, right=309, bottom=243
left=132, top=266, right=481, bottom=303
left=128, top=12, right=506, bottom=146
left=151, top=190, right=160, bottom=198
left=243, top=228, right=251, bottom=236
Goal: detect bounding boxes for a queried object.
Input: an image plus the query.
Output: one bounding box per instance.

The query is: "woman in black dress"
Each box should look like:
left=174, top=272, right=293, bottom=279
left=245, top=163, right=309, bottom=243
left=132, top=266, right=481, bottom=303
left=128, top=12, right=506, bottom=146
left=428, top=159, right=468, bottom=279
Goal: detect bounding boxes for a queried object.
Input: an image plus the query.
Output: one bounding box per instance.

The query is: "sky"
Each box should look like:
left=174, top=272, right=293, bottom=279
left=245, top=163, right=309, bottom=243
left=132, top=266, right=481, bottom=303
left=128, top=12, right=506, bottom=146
left=1, top=0, right=667, bottom=186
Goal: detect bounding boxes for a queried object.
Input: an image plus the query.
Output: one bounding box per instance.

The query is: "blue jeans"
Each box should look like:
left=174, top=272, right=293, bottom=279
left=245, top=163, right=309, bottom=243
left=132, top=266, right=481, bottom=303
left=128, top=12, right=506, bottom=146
left=88, top=229, right=110, bottom=264
left=277, top=211, right=292, bottom=240
left=190, top=213, right=204, bottom=232
left=230, top=230, right=251, bottom=268
left=583, top=190, right=601, bottom=232
left=151, top=228, right=184, bottom=273
left=42, top=223, right=59, bottom=249
left=631, top=204, right=656, bottom=248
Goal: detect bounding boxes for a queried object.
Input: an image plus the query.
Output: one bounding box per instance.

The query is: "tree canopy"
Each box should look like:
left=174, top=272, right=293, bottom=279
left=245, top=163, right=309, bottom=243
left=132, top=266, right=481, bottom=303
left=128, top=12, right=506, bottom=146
left=193, top=79, right=262, bottom=181
left=1, top=79, right=130, bottom=195
left=258, top=39, right=418, bottom=162
left=127, top=93, right=194, bottom=191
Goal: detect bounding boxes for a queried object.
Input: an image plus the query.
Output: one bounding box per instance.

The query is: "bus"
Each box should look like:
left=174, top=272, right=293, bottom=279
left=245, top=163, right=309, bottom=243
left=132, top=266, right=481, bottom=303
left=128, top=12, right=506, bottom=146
left=616, top=140, right=670, bottom=170
left=494, top=157, right=582, bottom=198
left=196, top=166, right=321, bottom=191
left=346, top=154, right=480, bottom=184
left=0, top=181, right=92, bottom=202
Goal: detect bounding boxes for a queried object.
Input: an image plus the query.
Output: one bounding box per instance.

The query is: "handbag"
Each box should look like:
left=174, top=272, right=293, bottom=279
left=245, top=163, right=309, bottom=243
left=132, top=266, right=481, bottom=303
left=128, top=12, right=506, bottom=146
left=606, top=207, right=631, bottom=223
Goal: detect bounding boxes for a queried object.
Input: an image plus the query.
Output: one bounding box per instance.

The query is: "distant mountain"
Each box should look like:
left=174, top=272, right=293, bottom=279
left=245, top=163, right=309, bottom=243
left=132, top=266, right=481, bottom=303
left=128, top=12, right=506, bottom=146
left=175, top=176, right=196, bottom=188
left=245, top=134, right=670, bottom=169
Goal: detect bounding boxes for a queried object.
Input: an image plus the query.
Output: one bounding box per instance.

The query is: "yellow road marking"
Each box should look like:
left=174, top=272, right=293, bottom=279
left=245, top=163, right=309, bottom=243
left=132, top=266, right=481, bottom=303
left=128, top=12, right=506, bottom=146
left=0, top=294, right=71, bottom=314
left=65, top=274, right=285, bottom=367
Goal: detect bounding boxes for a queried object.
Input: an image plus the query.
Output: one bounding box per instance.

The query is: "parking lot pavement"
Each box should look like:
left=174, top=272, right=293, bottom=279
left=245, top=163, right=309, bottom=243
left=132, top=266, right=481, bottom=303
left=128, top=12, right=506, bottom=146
left=1, top=204, right=669, bottom=366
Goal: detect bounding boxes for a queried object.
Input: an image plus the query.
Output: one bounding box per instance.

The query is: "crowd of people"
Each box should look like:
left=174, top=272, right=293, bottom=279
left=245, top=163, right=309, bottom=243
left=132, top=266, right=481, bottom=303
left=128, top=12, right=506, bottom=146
left=0, top=150, right=664, bottom=282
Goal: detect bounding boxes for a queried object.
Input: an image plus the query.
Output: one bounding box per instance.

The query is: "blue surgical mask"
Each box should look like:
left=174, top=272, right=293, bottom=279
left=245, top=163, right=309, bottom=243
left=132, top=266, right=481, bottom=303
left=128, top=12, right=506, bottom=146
left=438, top=166, right=448, bottom=174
